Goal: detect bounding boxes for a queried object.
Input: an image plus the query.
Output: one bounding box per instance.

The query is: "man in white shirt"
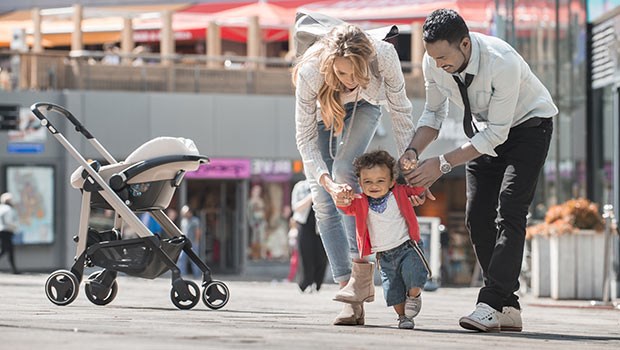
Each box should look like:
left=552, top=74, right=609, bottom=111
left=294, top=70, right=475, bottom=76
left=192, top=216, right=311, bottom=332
left=400, top=9, right=557, bottom=333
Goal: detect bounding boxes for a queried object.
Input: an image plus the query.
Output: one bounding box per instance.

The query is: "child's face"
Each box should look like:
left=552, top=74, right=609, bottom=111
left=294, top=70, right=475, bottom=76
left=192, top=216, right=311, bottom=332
left=358, top=165, right=395, bottom=199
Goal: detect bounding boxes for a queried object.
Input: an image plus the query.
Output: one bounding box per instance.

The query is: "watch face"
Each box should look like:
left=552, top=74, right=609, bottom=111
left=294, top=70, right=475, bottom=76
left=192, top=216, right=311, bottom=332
left=440, top=163, right=451, bottom=174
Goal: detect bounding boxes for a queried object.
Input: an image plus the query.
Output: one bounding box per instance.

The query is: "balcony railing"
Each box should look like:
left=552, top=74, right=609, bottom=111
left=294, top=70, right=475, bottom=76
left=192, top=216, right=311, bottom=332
left=0, top=50, right=426, bottom=98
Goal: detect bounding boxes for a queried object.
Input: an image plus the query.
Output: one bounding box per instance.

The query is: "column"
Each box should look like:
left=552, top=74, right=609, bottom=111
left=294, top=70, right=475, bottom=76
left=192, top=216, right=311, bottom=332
left=32, top=7, right=43, bottom=53
left=31, top=7, right=43, bottom=89
left=160, top=10, right=174, bottom=66
left=121, top=17, right=134, bottom=65
left=410, top=21, right=423, bottom=78
left=246, top=15, right=262, bottom=70
left=207, top=21, right=222, bottom=68
left=71, top=4, right=83, bottom=53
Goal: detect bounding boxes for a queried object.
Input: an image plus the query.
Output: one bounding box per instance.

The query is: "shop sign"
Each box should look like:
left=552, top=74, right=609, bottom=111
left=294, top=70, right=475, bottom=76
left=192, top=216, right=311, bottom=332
left=185, top=158, right=251, bottom=179
left=251, top=159, right=292, bottom=181
left=7, top=107, right=47, bottom=154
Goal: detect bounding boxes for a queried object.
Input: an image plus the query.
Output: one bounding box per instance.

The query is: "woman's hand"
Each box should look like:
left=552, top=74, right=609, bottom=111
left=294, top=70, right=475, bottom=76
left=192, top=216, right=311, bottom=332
left=320, top=174, right=354, bottom=206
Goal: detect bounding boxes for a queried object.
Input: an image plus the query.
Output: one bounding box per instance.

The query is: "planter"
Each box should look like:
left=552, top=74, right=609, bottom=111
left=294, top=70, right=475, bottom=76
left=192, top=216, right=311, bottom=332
left=531, top=230, right=606, bottom=300
left=530, top=235, right=551, bottom=297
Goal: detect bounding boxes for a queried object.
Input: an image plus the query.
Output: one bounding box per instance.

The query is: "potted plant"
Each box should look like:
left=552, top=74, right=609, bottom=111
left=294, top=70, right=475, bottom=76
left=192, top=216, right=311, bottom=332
left=527, top=198, right=605, bottom=300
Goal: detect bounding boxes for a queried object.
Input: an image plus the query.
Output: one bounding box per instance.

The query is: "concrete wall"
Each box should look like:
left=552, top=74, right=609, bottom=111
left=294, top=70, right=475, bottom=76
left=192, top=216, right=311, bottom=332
left=0, top=89, right=466, bottom=271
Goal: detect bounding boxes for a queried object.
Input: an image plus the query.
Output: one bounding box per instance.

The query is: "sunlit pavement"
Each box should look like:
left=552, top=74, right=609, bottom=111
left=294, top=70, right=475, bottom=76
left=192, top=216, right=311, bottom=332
left=0, top=272, right=619, bottom=349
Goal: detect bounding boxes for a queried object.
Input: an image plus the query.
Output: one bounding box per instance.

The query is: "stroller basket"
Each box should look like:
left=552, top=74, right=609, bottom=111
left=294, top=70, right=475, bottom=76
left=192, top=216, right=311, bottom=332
left=87, top=235, right=185, bottom=279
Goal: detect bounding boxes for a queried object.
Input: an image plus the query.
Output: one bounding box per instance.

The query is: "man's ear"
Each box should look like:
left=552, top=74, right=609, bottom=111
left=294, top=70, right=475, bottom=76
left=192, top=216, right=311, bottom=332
left=460, top=37, right=470, bottom=51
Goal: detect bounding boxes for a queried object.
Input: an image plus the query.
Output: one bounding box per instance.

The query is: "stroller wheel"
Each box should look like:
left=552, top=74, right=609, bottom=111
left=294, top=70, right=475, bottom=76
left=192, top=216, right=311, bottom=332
left=45, top=269, right=80, bottom=306
left=170, top=280, right=200, bottom=310
left=202, top=280, right=230, bottom=310
left=84, top=271, right=118, bottom=306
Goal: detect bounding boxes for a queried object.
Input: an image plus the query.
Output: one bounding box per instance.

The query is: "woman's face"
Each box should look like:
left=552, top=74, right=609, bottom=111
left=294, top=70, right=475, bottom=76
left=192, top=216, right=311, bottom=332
left=333, top=57, right=359, bottom=90
left=358, top=165, right=395, bottom=199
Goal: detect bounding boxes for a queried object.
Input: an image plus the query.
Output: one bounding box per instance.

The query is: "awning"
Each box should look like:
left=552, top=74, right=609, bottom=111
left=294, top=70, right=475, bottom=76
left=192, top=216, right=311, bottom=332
left=133, top=2, right=299, bottom=43
left=0, top=3, right=191, bottom=48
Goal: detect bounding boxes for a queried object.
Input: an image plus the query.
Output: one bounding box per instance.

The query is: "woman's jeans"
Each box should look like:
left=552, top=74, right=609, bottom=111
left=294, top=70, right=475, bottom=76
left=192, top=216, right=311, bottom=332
left=305, top=100, right=381, bottom=282
left=465, top=118, right=553, bottom=311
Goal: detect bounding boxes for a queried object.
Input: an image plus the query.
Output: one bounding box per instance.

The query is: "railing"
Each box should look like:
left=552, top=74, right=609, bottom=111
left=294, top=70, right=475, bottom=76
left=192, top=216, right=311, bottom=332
left=0, top=50, right=426, bottom=97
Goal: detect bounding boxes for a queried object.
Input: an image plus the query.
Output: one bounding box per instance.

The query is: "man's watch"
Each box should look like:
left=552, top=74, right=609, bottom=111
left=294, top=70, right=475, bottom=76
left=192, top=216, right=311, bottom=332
left=439, top=154, right=452, bottom=174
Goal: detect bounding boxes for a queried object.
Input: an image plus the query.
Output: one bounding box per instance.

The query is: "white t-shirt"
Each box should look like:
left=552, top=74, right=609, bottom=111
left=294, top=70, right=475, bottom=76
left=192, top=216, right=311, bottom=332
left=0, top=204, right=18, bottom=232
left=366, top=193, right=409, bottom=253
left=340, top=86, right=362, bottom=105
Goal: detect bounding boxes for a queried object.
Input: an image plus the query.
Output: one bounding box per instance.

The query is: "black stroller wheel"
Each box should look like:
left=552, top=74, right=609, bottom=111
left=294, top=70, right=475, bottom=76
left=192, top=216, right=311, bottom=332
left=45, top=269, right=80, bottom=306
left=202, top=280, right=230, bottom=310
left=84, top=271, right=118, bottom=306
left=170, top=280, right=200, bottom=310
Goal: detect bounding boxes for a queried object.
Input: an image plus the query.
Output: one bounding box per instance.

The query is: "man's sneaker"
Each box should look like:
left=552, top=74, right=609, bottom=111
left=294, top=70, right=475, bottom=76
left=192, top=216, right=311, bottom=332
left=459, top=302, right=500, bottom=332
left=498, top=306, right=522, bottom=332
left=398, top=315, right=415, bottom=329
left=405, top=294, right=422, bottom=318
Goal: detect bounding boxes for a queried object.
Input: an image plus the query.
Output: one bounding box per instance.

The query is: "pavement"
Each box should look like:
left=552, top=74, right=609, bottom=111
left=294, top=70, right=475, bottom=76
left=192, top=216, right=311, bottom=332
left=0, top=271, right=619, bottom=350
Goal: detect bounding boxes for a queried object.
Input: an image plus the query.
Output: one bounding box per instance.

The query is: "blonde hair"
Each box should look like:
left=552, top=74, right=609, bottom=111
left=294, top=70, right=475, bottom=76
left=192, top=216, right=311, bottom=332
left=293, top=24, right=375, bottom=135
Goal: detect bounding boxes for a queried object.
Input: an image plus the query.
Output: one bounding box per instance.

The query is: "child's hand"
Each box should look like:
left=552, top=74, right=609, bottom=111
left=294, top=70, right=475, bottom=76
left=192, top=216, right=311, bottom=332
left=399, top=150, right=419, bottom=174
left=332, top=184, right=354, bottom=206
left=408, top=188, right=435, bottom=207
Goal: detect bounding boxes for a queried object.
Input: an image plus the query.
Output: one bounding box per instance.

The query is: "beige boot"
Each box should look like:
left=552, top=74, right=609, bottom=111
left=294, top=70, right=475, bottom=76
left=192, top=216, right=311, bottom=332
left=333, top=303, right=364, bottom=326
left=333, top=262, right=375, bottom=303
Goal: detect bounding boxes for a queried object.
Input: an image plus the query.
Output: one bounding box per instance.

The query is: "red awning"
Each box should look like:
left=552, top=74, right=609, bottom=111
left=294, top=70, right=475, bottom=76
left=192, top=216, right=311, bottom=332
left=135, top=1, right=303, bottom=43
left=299, top=0, right=495, bottom=28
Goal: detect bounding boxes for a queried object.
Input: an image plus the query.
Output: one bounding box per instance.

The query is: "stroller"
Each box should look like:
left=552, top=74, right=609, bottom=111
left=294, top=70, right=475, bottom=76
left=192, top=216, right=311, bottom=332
left=33, top=102, right=229, bottom=310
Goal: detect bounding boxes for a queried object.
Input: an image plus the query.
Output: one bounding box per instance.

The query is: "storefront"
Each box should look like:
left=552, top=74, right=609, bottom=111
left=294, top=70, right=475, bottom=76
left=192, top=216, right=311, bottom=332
left=587, top=2, right=620, bottom=296
left=181, top=158, right=250, bottom=274
left=178, top=157, right=300, bottom=275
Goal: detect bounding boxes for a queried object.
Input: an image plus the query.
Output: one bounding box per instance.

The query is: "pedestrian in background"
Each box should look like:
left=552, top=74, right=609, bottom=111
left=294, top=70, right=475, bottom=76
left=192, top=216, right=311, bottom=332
left=0, top=193, right=19, bottom=274
left=291, top=179, right=328, bottom=293
left=400, top=9, right=556, bottom=332
left=178, top=205, right=202, bottom=279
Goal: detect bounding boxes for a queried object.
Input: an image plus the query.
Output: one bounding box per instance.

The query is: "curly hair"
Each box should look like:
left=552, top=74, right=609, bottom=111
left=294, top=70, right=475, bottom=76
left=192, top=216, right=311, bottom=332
left=292, top=24, right=375, bottom=135
left=353, top=150, right=396, bottom=180
left=423, top=9, right=469, bottom=46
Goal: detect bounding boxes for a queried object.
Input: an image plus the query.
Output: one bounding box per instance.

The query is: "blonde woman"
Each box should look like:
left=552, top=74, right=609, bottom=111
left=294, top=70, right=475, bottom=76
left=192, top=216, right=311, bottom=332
left=293, top=23, right=430, bottom=325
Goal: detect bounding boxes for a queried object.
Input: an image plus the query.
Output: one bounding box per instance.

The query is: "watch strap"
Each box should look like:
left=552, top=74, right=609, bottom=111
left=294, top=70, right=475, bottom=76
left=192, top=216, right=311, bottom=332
left=405, top=147, right=419, bottom=160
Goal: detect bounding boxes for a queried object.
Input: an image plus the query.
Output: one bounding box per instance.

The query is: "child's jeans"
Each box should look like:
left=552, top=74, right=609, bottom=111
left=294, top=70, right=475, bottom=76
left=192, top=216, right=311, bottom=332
left=378, top=240, right=429, bottom=306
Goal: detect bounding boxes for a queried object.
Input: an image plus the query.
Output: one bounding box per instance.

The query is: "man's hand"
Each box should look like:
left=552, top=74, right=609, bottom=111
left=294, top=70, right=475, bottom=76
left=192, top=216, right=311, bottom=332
left=403, top=157, right=443, bottom=188
left=409, top=188, right=436, bottom=207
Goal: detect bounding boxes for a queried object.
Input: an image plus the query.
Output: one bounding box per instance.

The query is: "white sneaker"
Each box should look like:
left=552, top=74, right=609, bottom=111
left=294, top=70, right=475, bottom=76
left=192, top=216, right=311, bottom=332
left=404, top=294, right=422, bottom=318
left=398, top=315, right=415, bottom=329
left=459, top=302, right=500, bottom=332
left=498, top=306, right=522, bottom=332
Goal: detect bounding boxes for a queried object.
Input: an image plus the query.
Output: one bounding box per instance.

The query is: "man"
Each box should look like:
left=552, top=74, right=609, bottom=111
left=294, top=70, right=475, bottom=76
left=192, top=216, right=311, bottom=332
left=0, top=193, right=19, bottom=274
left=399, top=9, right=557, bottom=332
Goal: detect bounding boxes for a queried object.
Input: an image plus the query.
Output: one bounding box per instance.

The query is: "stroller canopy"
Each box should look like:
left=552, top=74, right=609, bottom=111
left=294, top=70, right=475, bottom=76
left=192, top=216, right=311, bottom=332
left=71, top=137, right=202, bottom=189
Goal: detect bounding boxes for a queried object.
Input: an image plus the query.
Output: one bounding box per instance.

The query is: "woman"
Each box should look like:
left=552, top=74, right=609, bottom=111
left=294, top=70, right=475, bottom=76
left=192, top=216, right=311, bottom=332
left=292, top=23, right=426, bottom=325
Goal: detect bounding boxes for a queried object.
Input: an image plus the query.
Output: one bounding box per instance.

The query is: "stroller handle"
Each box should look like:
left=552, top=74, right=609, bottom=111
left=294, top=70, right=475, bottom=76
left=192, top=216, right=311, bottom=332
left=30, top=102, right=94, bottom=139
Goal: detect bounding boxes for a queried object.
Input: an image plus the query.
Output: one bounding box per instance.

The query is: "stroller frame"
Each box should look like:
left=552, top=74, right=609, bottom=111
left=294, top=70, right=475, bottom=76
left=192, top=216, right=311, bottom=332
left=33, top=102, right=229, bottom=310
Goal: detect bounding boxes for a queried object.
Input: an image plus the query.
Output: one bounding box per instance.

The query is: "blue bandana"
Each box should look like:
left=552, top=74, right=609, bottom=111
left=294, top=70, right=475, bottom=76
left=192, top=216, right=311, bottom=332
left=368, top=192, right=392, bottom=213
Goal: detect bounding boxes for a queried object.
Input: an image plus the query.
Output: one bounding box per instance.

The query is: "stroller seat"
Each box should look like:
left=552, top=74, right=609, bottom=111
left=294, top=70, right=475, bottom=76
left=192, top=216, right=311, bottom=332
left=70, top=137, right=206, bottom=211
